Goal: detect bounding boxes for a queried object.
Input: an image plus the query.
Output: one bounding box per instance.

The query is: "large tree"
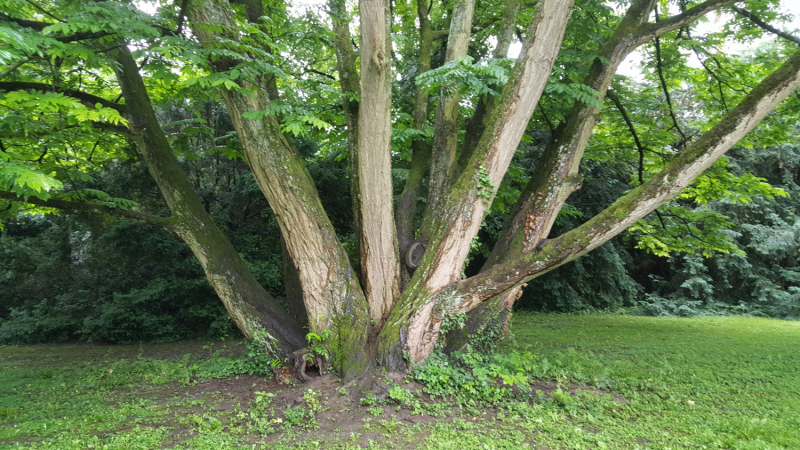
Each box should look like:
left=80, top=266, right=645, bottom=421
left=1, top=0, right=799, bottom=378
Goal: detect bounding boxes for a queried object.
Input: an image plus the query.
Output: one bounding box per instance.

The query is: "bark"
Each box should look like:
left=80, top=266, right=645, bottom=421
left=357, top=0, right=401, bottom=320
left=449, top=0, right=740, bottom=352
left=461, top=0, right=521, bottom=169
left=378, top=0, right=575, bottom=369
left=396, top=0, right=434, bottom=283
left=281, top=235, right=308, bottom=324
left=189, top=0, right=372, bottom=376
left=109, top=46, right=306, bottom=355
left=327, top=0, right=362, bottom=280
left=491, top=0, right=660, bottom=264
left=448, top=48, right=800, bottom=310
left=425, top=0, right=477, bottom=216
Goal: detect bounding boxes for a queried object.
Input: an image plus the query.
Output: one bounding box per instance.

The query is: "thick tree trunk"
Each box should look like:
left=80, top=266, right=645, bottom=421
left=357, top=0, right=401, bottom=320
left=461, top=0, right=521, bottom=168
left=425, top=0, right=477, bottom=216
left=378, top=0, right=576, bottom=370
left=396, top=0, right=435, bottom=285
left=328, top=0, right=363, bottom=281
left=190, top=0, right=372, bottom=376
left=447, top=0, right=741, bottom=351
left=444, top=48, right=800, bottom=311
left=109, top=46, right=305, bottom=355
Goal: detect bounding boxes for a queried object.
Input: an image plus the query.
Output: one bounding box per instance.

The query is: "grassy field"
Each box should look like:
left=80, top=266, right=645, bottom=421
left=0, top=314, right=798, bottom=449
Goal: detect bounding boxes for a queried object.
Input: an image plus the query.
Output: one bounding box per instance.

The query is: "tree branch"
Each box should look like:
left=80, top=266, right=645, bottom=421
left=732, top=6, right=800, bottom=46
left=0, top=13, right=115, bottom=42
left=0, top=190, right=176, bottom=231
left=450, top=49, right=800, bottom=313
left=606, top=90, right=645, bottom=185
left=633, top=0, right=738, bottom=47
left=0, top=81, right=126, bottom=113
left=176, top=0, right=190, bottom=33
left=653, top=7, right=688, bottom=148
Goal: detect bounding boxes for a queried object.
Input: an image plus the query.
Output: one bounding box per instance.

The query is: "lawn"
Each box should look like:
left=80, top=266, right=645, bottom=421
left=0, top=314, right=797, bottom=449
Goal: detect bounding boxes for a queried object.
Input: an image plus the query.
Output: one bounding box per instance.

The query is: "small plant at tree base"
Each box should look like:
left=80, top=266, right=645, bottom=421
left=283, top=404, right=309, bottom=428
left=360, top=393, right=378, bottom=406
left=305, top=330, right=332, bottom=362
left=247, top=390, right=279, bottom=435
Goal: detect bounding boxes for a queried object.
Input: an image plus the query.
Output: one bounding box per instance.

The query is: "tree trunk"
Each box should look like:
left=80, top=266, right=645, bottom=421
left=328, top=0, right=363, bottom=282
left=378, top=0, right=576, bottom=370
left=189, top=0, right=372, bottom=376
left=447, top=0, right=741, bottom=349
left=396, top=0, right=435, bottom=285
left=109, top=46, right=305, bottom=356
left=425, top=0, right=477, bottom=216
left=357, top=0, right=401, bottom=320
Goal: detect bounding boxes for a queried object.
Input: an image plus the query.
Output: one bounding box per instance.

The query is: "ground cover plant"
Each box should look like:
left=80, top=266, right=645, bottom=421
left=1, top=313, right=798, bottom=449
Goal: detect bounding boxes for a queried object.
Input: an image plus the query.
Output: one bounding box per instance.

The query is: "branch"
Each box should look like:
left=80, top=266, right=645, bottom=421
left=450, top=49, right=800, bottom=313
left=732, top=6, right=800, bottom=46
left=653, top=8, right=688, bottom=148
left=0, top=190, right=176, bottom=232
left=0, top=81, right=126, bottom=113
left=22, top=0, right=64, bottom=23
left=606, top=90, right=645, bottom=184
left=633, top=0, right=738, bottom=47
left=0, top=60, right=26, bottom=79
left=306, top=68, right=336, bottom=81
left=0, top=13, right=115, bottom=42
left=176, top=0, right=190, bottom=34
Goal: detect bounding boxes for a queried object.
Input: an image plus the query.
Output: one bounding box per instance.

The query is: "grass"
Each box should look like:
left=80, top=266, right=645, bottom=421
left=506, top=314, right=800, bottom=449
left=0, top=314, right=798, bottom=449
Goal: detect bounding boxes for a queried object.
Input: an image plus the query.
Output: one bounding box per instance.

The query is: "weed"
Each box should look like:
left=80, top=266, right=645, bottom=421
left=366, top=406, right=384, bottom=417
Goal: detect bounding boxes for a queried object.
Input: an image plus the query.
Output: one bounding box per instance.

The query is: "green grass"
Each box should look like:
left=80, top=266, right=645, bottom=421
left=506, top=313, right=800, bottom=449
left=0, top=314, right=797, bottom=449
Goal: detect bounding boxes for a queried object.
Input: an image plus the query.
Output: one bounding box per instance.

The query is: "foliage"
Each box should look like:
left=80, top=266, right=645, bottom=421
left=410, top=345, right=538, bottom=402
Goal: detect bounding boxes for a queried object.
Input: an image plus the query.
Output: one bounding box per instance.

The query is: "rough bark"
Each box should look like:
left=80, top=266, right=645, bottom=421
left=449, top=0, right=739, bottom=351
left=447, top=48, right=800, bottom=310
left=190, top=0, right=372, bottom=376
left=327, top=0, right=362, bottom=280
left=425, top=0, right=477, bottom=216
left=378, top=0, right=575, bottom=369
left=461, top=0, right=521, bottom=169
left=109, top=46, right=306, bottom=355
left=396, top=0, right=435, bottom=282
left=357, top=0, right=401, bottom=320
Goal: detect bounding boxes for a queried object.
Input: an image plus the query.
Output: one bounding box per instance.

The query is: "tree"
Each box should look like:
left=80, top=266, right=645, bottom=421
left=1, top=0, right=799, bottom=378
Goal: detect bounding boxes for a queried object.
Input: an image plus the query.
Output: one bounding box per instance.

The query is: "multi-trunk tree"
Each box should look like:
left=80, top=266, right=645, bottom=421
left=1, top=0, right=799, bottom=378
